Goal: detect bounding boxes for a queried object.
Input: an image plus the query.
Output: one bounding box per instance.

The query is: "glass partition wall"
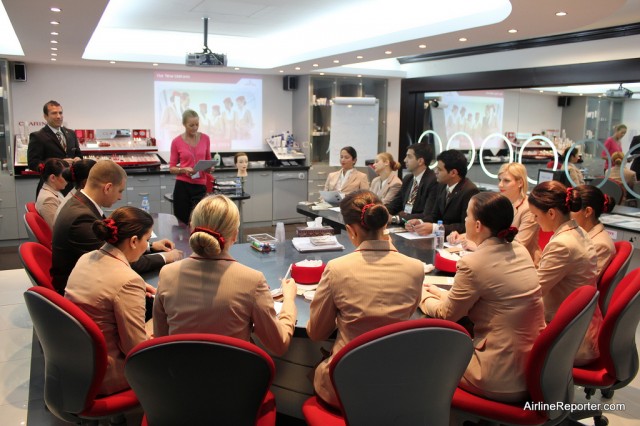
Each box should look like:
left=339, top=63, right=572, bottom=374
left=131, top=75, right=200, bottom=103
left=399, top=58, right=640, bottom=187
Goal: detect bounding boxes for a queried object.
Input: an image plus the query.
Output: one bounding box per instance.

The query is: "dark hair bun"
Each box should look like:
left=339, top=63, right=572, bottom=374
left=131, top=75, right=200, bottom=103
left=362, top=204, right=389, bottom=230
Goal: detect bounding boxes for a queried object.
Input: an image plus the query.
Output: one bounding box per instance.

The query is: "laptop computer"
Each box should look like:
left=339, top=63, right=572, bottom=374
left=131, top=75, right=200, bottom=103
left=319, top=191, right=344, bottom=206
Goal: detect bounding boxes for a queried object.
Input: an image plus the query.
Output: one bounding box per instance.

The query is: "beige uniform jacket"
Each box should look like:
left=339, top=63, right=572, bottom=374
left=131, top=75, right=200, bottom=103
left=324, top=169, right=369, bottom=194
left=306, top=240, right=424, bottom=408
left=370, top=174, right=402, bottom=206
left=35, top=182, right=63, bottom=230
left=588, top=223, right=615, bottom=279
left=65, top=244, right=149, bottom=395
left=537, top=219, right=601, bottom=364
left=153, top=255, right=296, bottom=356
left=512, top=198, right=541, bottom=266
left=421, top=238, right=545, bottom=400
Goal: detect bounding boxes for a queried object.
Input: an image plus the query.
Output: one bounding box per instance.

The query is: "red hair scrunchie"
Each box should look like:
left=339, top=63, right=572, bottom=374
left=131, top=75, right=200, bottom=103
left=37, top=163, right=44, bottom=174
left=602, top=194, right=610, bottom=213
left=103, top=218, right=119, bottom=244
left=565, top=187, right=574, bottom=209
left=191, top=226, right=226, bottom=250
left=497, top=226, right=519, bottom=240
left=360, top=203, right=376, bottom=228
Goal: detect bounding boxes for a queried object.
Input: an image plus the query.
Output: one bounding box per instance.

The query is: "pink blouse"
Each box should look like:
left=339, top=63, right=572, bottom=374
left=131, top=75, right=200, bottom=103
left=602, top=137, right=623, bottom=170
left=170, top=134, right=211, bottom=185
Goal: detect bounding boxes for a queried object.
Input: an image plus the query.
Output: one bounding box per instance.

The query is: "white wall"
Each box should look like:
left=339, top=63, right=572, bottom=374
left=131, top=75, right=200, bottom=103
left=9, top=64, right=292, bottom=146
left=503, top=91, right=563, bottom=136
left=622, top=98, right=640, bottom=151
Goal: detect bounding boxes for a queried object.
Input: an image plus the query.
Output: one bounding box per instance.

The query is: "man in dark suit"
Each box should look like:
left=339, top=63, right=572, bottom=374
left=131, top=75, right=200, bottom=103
left=51, top=160, right=183, bottom=294
left=630, top=135, right=640, bottom=179
left=28, top=100, right=83, bottom=196
left=407, top=149, right=479, bottom=236
left=387, top=142, right=438, bottom=224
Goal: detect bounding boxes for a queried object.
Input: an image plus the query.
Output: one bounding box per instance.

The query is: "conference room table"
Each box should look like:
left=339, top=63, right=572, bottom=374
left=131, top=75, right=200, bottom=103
left=143, top=213, right=439, bottom=418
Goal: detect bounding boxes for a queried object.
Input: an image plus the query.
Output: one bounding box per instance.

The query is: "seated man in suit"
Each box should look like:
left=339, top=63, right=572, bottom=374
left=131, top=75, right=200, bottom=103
left=386, top=142, right=438, bottom=224
left=407, top=149, right=479, bottom=236
left=51, top=160, right=183, bottom=294
left=28, top=100, right=83, bottom=197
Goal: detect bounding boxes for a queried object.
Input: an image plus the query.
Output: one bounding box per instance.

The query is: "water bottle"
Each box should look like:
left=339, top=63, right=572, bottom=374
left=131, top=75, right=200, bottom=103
left=234, top=177, right=242, bottom=196
left=275, top=222, right=286, bottom=243
left=434, top=220, right=445, bottom=250
left=141, top=196, right=150, bottom=213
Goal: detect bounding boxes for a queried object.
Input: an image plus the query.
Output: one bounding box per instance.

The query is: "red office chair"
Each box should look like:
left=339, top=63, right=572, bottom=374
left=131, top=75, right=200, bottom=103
left=125, top=334, right=277, bottom=426
left=302, top=319, right=473, bottom=426
left=452, top=286, right=598, bottom=425
left=23, top=212, right=52, bottom=250
left=570, top=268, right=640, bottom=426
left=23, top=286, right=139, bottom=423
left=18, top=242, right=55, bottom=291
left=598, top=241, right=633, bottom=314
left=25, top=202, right=37, bottom=213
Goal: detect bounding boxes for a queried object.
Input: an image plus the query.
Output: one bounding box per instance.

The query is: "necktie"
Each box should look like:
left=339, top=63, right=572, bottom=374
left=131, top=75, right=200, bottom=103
left=408, top=178, right=418, bottom=205
left=56, top=131, right=67, bottom=151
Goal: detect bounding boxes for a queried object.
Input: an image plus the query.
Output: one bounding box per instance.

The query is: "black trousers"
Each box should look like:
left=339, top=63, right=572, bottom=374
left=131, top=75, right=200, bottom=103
left=172, top=179, right=206, bottom=225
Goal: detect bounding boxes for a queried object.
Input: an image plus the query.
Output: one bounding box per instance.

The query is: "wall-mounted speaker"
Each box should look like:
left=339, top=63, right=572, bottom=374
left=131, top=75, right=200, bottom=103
left=12, top=62, right=27, bottom=82
left=557, top=96, right=571, bottom=107
left=283, top=75, right=298, bottom=91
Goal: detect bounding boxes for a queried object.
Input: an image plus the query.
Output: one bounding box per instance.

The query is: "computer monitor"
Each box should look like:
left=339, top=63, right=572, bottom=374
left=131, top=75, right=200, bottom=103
left=537, top=169, right=570, bottom=186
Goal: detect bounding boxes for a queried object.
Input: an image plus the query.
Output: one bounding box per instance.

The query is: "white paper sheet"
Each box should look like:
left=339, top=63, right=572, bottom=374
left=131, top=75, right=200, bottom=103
left=396, top=232, right=434, bottom=240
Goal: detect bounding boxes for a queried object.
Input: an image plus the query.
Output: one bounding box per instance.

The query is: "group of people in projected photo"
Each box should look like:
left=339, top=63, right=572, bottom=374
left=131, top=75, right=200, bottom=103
left=444, top=103, right=502, bottom=147
left=160, top=90, right=255, bottom=151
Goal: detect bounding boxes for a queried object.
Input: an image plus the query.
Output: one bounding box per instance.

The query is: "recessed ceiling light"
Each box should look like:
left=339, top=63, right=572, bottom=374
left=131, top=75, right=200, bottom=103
left=50, top=21, right=59, bottom=25
left=51, top=53, right=57, bottom=56
left=418, top=44, right=427, bottom=48
left=356, top=55, right=364, bottom=59
left=50, top=7, right=61, bottom=12
left=320, top=72, right=325, bottom=76
left=557, top=91, right=562, bottom=94
left=51, top=31, right=58, bottom=36
left=279, top=70, right=284, bottom=73
left=579, top=93, right=583, bottom=96
left=295, top=66, right=301, bottom=70
left=539, top=90, right=544, bottom=93
left=152, top=63, right=158, bottom=66
left=357, top=74, right=362, bottom=78
left=312, top=63, right=319, bottom=67
left=333, top=59, right=340, bottom=63
left=50, top=47, right=58, bottom=51
left=556, top=11, right=567, bottom=17
left=50, top=40, right=58, bottom=44
left=234, top=67, right=240, bottom=70
left=110, top=61, right=116, bottom=64
left=51, top=58, right=56, bottom=61
left=458, top=37, right=467, bottom=42
left=508, top=29, right=517, bottom=34
left=384, top=50, right=392, bottom=54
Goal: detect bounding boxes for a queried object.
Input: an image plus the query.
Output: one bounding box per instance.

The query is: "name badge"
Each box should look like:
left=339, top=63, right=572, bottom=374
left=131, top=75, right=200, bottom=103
left=404, top=203, right=414, bottom=214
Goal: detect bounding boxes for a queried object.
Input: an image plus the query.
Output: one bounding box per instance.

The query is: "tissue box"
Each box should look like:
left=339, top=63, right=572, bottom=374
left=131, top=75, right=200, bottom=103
left=295, top=226, right=336, bottom=237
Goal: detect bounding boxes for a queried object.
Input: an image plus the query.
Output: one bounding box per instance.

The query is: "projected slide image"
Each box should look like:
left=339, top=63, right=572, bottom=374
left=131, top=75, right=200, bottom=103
left=431, top=90, right=505, bottom=150
left=154, top=72, right=263, bottom=152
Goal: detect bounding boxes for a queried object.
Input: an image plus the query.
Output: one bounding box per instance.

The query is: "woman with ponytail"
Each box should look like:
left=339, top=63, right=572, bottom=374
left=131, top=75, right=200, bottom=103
left=35, top=158, right=68, bottom=228
left=153, top=194, right=298, bottom=356
left=307, top=190, right=424, bottom=409
left=421, top=192, right=545, bottom=402
left=65, top=206, right=155, bottom=395
left=571, top=185, right=616, bottom=278
left=54, top=159, right=97, bottom=224
left=528, top=181, right=600, bottom=365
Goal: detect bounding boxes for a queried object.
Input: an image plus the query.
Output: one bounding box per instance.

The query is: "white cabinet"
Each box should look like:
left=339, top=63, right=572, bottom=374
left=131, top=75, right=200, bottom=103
left=15, top=178, right=38, bottom=239
left=242, top=171, right=272, bottom=223
left=160, top=174, right=176, bottom=214
left=125, top=175, right=161, bottom=213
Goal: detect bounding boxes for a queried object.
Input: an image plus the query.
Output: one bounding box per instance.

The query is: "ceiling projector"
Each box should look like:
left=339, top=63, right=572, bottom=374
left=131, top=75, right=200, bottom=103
left=185, top=52, right=227, bottom=67
left=186, top=17, right=227, bottom=67
left=605, top=84, right=633, bottom=98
